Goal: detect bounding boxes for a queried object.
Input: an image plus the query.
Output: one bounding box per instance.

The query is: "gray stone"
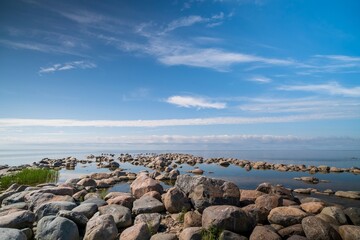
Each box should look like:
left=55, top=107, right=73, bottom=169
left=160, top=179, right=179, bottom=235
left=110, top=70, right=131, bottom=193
left=202, top=205, right=255, bottom=234
left=321, top=206, right=348, bottom=225
left=84, top=214, right=118, bottom=240
left=302, top=216, right=341, bottom=240
left=162, top=187, right=191, bottom=213
left=344, top=207, right=360, bottom=226
left=338, top=225, right=360, bottom=240
left=175, top=175, right=240, bottom=212
left=0, top=210, right=35, bottom=229
left=20, top=228, right=33, bottom=240
left=77, top=178, right=97, bottom=188
left=150, top=233, right=178, bottom=240
left=0, top=228, right=27, bottom=240
left=36, top=216, right=79, bottom=240
left=2, top=191, right=28, bottom=206
left=268, top=207, right=307, bottom=227
left=134, top=213, right=161, bottom=234
left=133, top=196, right=165, bottom=215
left=0, top=202, right=28, bottom=212
left=82, top=197, right=107, bottom=207
left=35, top=201, right=77, bottom=220
left=249, top=226, right=281, bottom=240
left=57, top=210, right=88, bottom=228
left=72, top=203, right=98, bottom=219
left=179, top=227, right=202, bottom=240
left=99, top=204, right=132, bottom=228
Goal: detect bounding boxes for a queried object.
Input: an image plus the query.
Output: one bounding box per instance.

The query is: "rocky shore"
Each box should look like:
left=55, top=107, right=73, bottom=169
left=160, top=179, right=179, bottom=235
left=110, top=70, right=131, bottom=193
left=0, top=153, right=359, bottom=239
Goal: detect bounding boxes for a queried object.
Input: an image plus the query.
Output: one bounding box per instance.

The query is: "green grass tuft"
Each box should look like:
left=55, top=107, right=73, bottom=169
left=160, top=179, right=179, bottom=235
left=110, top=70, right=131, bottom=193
left=201, top=226, right=223, bottom=240
left=0, top=168, right=58, bottom=190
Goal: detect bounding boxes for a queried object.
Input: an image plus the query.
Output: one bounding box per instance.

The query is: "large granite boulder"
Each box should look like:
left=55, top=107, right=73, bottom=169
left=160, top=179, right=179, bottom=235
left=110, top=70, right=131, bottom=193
left=344, top=207, right=360, bottom=226
left=0, top=210, right=35, bottom=229
left=134, top=213, right=162, bottom=234
left=249, top=226, right=281, bottom=240
left=72, top=203, right=98, bottom=219
left=130, top=173, right=163, bottom=199
left=83, top=214, right=118, bottom=240
left=320, top=206, right=348, bottom=225
left=302, top=216, right=341, bottom=240
left=268, top=207, right=307, bottom=227
left=162, top=187, right=191, bottom=213
left=175, top=175, right=240, bottom=212
left=179, top=227, right=202, bottom=240
left=119, top=223, right=151, bottom=240
left=36, top=216, right=79, bottom=240
left=133, top=196, right=165, bottom=215
left=338, top=225, right=360, bottom=240
left=34, top=201, right=77, bottom=220
left=0, top=228, right=27, bottom=240
left=98, top=204, right=132, bottom=228
left=202, top=205, right=255, bottom=235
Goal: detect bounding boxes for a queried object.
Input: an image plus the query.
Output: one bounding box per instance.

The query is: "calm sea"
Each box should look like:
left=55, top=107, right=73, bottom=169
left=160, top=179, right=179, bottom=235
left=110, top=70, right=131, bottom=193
left=1, top=147, right=360, bottom=207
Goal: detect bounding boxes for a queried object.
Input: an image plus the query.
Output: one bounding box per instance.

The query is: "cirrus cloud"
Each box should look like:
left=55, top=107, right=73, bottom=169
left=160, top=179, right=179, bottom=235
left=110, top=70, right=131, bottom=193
left=166, top=96, right=227, bottom=109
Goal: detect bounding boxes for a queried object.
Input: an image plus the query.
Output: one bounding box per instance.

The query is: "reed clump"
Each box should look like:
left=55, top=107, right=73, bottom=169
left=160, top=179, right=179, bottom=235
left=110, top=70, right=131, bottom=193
left=0, top=168, right=58, bottom=190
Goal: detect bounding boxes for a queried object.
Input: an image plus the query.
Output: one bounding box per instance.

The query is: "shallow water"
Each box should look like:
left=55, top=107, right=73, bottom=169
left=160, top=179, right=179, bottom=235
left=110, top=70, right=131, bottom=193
left=1, top=148, right=360, bottom=207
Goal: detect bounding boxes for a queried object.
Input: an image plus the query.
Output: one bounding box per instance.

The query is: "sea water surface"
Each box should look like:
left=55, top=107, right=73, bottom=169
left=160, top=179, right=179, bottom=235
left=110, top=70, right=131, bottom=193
left=1, top=147, right=360, bottom=207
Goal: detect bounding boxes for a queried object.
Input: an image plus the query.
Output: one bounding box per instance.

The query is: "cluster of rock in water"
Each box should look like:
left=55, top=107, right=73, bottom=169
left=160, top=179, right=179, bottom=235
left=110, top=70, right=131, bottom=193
left=0, top=153, right=359, bottom=239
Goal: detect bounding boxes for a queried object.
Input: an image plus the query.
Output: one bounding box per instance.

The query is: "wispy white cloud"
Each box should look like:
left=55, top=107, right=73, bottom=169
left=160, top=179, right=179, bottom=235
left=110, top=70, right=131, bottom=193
left=164, top=15, right=206, bottom=32
left=166, top=96, right=226, bottom=109
left=0, top=112, right=358, bottom=128
left=315, top=55, right=360, bottom=62
left=278, top=82, right=360, bottom=97
left=238, top=97, right=360, bottom=113
left=157, top=48, right=294, bottom=71
left=248, top=76, right=272, bottom=83
left=39, top=61, right=96, bottom=74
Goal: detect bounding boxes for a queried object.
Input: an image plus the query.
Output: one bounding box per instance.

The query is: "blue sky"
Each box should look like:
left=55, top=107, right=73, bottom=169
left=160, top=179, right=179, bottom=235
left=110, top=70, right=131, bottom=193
left=0, top=0, right=359, bottom=150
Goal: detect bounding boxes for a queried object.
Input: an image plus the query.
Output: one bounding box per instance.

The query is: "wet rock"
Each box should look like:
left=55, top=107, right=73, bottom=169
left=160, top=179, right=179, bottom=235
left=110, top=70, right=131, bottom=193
left=0, top=228, right=27, bottom=240
left=184, top=211, right=202, bottom=228
left=72, top=203, right=98, bottom=219
left=179, top=227, right=202, bottom=240
left=190, top=169, right=204, bottom=175
left=268, top=207, right=307, bottom=227
left=202, top=205, right=255, bottom=234
left=249, top=226, right=281, bottom=240
left=162, top=187, right=191, bottom=213
left=302, top=216, right=341, bottom=240
left=338, top=225, right=360, bottom=240
left=99, top=204, right=132, bottom=228
left=134, top=213, right=161, bottom=234
left=35, top=201, right=77, bottom=220
left=278, top=224, right=305, bottom=238
left=119, top=223, right=151, bottom=240
left=130, top=174, right=163, bottom=199
left=335, top=191, right=360, bottom=199
left=299, top=176, right=319, bottom=184
left=84, top=214, right=118, bottom=240
left=57, top=210, right=88, bottom=228
left=132, top=196, right=165, bottom=215
left=344, top=207, right=360, bottom=226
left=293, top=188, right=312, bottom=194
left=300, top=202, right=325, bottom=214
left=150, top=233, right=178, bottom=240
left=0, top=210, right=35, bottom=229
left=321, top=206, right=348, bottom=225
left=36, top=216, right=79, bottom=240
left=175, top=175, right=240, bottom=212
